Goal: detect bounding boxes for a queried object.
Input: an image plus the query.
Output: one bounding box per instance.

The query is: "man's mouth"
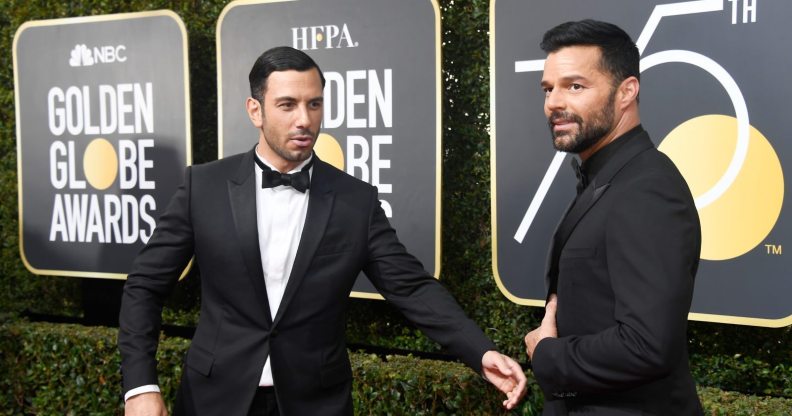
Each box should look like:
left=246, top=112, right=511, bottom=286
left=551, top=119, right=575, bottom=134
left=290, top=134, right=314, bottom=148
left=549, top=112, right=579, bottom=136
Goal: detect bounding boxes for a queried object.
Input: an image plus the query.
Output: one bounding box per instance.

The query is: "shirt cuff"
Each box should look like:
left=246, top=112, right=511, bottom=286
left=124, top=384, right=161, bottom=402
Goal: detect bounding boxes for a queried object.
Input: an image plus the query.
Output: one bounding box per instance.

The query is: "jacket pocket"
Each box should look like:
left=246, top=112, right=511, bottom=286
left=314, top=242, right=356, bottom=257
left=186, top=344, right=215, bottom=377
left=560, top=247, right=597, bottom=259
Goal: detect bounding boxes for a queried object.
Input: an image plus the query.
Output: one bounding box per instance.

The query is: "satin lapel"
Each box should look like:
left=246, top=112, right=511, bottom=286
left=552, top=132, right=655, bottom=268
left=272, top=158, right=335, bottom=327
left=228, top=149, right=273, bottom=324
left=553, top=182, right=610, bottom=256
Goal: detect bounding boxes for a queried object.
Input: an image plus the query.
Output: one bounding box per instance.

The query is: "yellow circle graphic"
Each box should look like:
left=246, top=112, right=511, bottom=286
left=315, top=133, right=345, bottom=171
left=83, top=138, right=118, bottom=190
left=659, top=115, right=784, bottom=260
left=316, top=33, right=324, bottom=42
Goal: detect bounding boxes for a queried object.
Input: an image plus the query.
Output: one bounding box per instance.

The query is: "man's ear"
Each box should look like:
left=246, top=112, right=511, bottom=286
left=246, top=97, right=264, bottom=128
left=617, top=76, right=640, bottom=109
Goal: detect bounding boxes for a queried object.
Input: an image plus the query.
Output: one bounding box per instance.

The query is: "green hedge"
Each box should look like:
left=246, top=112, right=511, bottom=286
left=688, top=322, right=792, bottom=397
left=1, top=0, right=790, bottom=406
left=1, top=320, right=790, bottom=415
left=0, top=320, right=186, bottom=415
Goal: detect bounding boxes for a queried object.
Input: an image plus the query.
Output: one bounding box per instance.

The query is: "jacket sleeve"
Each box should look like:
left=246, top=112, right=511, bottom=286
left=361, top=189, right=496, bottom=373
left=532, top=172, right=700, bottom=397
left=118, top=167, right=195, bottom=394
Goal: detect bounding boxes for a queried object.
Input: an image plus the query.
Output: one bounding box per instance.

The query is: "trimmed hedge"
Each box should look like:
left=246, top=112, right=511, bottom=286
left=0, top=0, right=790, bottom=407
left=688, top=322, right=792, bottom=398
left=698, top=387, right=792, bottom=416
left=1, top=320, right=791, bottom=415
left=0, top=319, right=190, bottom=415
left=352, top=353, right=544, bottom=415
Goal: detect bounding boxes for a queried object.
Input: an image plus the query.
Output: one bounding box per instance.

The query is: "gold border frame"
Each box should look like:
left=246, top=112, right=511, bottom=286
left=216, top=0, right=442, bottom=301
left=488, top=0, right=545, bottom=307
left=13, top=10, right=193, bottom=281
left=488, top=0, right=791, bottom=327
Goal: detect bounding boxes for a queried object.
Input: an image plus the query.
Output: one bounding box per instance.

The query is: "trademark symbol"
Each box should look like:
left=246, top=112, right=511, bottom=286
left=765, top=244, right=782, bottom=255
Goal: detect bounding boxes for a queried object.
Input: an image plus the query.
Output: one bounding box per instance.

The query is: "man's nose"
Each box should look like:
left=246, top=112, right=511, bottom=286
left=545, top=89, right=564, bottom=112
left=294, top=105, right=310, bottom=128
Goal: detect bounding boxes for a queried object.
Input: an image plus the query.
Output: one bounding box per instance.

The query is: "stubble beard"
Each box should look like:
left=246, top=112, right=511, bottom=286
left=548, top=91, right=616, bottom=154
left=263, top=127, right=318, bottom=163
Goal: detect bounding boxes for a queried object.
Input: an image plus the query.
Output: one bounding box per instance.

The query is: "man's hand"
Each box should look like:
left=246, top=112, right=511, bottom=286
left=524, top=294, right=558, bottom=361
left=481, top=350, right=528, bottom=410
left=125, top=392, right=168, bottom=416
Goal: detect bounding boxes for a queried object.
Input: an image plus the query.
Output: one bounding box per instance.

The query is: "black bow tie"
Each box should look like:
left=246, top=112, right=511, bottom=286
left=254, top=156, right=313, bottom=193
left=570, top=157, right=588, bottom=195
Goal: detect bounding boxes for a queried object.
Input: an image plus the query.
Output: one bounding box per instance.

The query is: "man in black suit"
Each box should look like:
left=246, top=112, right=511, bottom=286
left=119, top=46, right=526, bottom=416
left=523, top=20, right=703, bottom=415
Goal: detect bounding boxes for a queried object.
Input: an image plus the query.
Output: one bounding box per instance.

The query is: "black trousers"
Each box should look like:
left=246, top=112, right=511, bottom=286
left=174, top=378, right=279, bottom=416
left=248, top=386, right=279, bottom=416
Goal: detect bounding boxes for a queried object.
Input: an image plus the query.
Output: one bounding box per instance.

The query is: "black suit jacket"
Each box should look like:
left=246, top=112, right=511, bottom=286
left=532, top=129, right=703, bottom=415
left=118, top=149, right=496, bottom=415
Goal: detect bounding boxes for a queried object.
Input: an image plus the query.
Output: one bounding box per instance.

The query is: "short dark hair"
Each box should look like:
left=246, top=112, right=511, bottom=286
left=248, top=46, right=326, bottom=102
left=540, top=19, right=639, bottom=86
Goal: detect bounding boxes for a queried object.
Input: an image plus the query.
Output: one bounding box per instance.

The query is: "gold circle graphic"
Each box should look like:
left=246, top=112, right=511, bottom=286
left=315, top=133, right=345, bottom=171
left=659, top=115, right=784, bottom=260
left=316, top=33, right=324, bottom=42
left=83, top=138, right=118, bottom=190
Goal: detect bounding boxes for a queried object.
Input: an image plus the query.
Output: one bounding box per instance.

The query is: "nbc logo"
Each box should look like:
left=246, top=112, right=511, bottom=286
left=69, top=44, right=127, bottom=67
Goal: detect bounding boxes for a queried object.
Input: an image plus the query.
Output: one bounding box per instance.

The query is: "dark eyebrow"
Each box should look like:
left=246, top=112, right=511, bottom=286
left=272, top=95, right=324, bottom=103
left=541, top=75, right=591, bottom=90
left=563, top=75, right=589, bottom=84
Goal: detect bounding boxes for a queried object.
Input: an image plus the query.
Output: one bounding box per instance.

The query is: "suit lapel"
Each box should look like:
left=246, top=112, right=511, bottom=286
left=547, top=132, right=654, bottom=295
left=554, top=182, right=610, bottom=253
left=228, top=148, right=273, bottom=324
left=272, top=158, right=336, bottom=327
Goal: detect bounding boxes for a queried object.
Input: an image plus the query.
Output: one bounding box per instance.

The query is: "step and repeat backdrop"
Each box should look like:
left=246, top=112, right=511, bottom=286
left=14, top=0, right=790, bottom=325
left=492, top=0, right=790, bottom=327
left=14, top=11, right=191, bottom=279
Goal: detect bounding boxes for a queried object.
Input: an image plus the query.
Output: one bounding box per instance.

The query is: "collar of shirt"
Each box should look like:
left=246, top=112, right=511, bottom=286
left=580, top=124, right=644, bottom=182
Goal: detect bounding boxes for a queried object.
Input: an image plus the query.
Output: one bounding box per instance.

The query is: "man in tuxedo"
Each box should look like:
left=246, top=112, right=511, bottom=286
left=119, top=46, right=526, bottom=416
left=522, top=20, right=703, bottom=415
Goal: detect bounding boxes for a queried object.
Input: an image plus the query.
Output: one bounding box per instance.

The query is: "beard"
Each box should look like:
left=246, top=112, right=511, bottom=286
left=548, top=90, right=616, bottom=154
left=263, top=127, right=318, bottom=163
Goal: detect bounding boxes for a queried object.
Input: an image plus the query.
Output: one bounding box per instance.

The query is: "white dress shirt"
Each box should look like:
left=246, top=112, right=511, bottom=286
left=124, top=151, right=312, bottom=401
left=255, top=152, right=312, bottom=386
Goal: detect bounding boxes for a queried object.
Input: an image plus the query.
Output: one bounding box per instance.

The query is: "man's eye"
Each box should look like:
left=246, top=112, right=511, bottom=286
left=310, top=101, right=322, bottom=109
left=279, top=102, right=295, bottom=109
left=570, top=84, right=584, bottom=91
left=543, top=88, right=552, bottom=96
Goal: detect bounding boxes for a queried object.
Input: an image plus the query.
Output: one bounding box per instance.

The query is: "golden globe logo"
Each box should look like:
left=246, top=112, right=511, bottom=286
left=291, top=23, right=358, bottom=50
left=46, top=83, right=158, bottom=245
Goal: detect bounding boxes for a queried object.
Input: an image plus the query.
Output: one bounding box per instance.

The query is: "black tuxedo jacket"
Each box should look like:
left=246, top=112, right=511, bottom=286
left=119, top=149, right=495, bottom=415
left=533, top=129, right=703, bottom=415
